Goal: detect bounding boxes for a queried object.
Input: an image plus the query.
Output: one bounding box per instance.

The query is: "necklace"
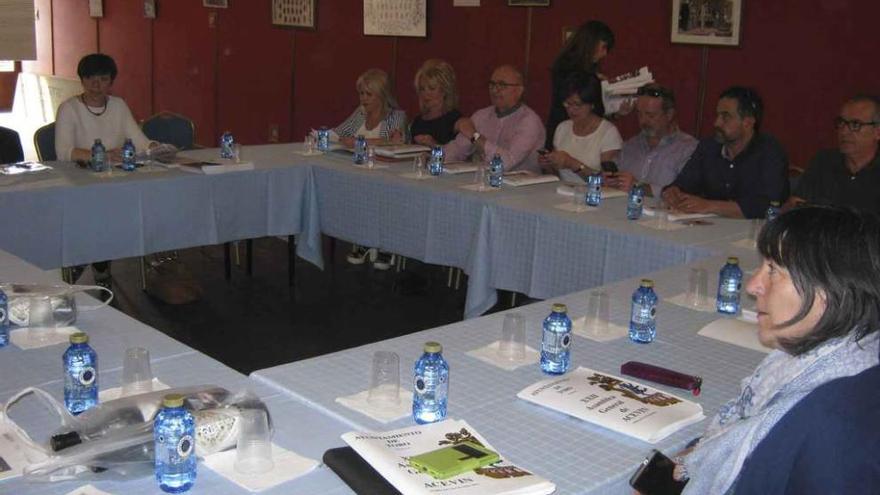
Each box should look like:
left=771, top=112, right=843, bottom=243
left=80, top=94, right=108, bottom=117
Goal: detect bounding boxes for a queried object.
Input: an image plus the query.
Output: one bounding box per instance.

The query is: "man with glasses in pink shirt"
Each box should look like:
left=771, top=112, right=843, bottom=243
left=444, top=65, right=545, bottom=174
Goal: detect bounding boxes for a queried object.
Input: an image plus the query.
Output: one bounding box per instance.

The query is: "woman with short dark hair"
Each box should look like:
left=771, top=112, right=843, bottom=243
left=670, top=206, right=880, bottom=494
left=55, top=53, right=155, bottom=162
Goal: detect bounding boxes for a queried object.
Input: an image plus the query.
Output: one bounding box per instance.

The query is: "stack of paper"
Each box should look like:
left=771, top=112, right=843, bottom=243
left=518, top=367, right=704, bottom=443
left=602, top=66, right=654, bottom=114
left=342, top=419, right=556, bottom=495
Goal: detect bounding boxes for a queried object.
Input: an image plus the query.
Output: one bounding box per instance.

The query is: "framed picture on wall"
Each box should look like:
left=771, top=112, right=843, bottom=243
left=272, top=0, right=316, bottom=28
left=671, top=0, right=743, bottom=46
left=508, top=0, right=550, bottom=6
left=203, top=0, right=229, bottom=8
left=363, top=0, right=427, bottom=37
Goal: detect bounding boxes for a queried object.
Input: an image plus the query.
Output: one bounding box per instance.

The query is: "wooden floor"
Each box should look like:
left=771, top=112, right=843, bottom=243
left=96, top=237, right=527, bottom=374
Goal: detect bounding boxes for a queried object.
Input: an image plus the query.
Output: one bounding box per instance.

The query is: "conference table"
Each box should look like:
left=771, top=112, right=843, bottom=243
left=0, top=143, right=751, bottom=318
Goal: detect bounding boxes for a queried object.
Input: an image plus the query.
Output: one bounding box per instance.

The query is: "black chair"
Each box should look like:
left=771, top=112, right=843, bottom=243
left=0, top=126, right=24, bottom=164
left=33, top=122, right=56, bottom=161
left=142, top=111, right=196, bottom=150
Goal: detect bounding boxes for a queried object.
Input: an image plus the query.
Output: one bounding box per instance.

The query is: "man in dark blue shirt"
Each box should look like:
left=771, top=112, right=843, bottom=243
left=662, top=87, right=789, bottom=219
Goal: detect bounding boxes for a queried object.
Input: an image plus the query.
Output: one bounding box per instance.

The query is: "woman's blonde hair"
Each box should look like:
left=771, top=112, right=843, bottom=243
left=356, top=68, right=398, bottom=112
left=413, top=59, right=458, bottom=114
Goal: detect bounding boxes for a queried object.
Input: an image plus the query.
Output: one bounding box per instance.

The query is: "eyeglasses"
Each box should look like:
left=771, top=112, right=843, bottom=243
left=488, top=80, right=521, bottom=90
left=835, top=117, right=879, bottom=132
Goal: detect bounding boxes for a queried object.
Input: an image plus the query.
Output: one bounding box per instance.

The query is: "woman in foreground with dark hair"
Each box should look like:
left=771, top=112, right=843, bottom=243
left=668, top=206, right=880, bottom=494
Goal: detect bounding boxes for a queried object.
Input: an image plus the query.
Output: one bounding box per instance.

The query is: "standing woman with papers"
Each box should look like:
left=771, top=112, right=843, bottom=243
left=664, top=206, right=880, bottom=495
left=545, top=20, right=615, bottom=150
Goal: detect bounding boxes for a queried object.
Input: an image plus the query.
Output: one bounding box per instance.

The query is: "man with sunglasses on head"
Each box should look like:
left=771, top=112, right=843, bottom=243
left=444, top=65, right=545, bottom=174
left=784, top=95, right=880, bottom=215
left=605, top=84, right=697, bottom=196
left=662, top=87, right=789, bottom=218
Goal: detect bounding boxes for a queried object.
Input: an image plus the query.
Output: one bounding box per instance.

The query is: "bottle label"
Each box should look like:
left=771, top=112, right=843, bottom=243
left=542, top=331, right=571, bottom=354
left=78, top=367, right=96, bottom=386
left=630, top=303, right=656, bottom=325
left=176, top=434, right=194, bottom=458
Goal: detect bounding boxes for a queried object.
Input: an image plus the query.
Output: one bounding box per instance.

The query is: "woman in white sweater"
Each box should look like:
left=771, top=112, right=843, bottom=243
left=55, top=53, right=155, bottom=162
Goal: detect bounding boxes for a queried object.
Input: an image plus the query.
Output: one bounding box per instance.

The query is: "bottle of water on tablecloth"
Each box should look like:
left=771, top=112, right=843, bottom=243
left=220, top=131, right=234, bottom=159
left=154, top=393, right=197, bottom=493
left=90, top=139, right=106, bottom=172
left=627, top=183, right=645, bottom=220
left=766, top=201, right=781, bottom=222
left=353, top=135, right=367, bottom=165
left=488, top=153, right=504, bottom=188
left=716, top=257, right=743, bottom=315
left=122, top=138, right=136, bottom=171
left=0, top=287, right=8, bottom=347
left=413, top=341, right=449, bottom=424
left=540, top=303, right=572, bottom=375
left=428, top=145, right=445, bottom=176
left=586, top=172, right=603, bottom=206
left=629, top=279, right=658, bottom=343
left=63, top=332, right=98, bottom=415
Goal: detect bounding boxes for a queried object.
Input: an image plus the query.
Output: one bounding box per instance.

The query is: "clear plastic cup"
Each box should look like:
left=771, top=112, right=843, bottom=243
left=367, top=351, right=400, bottom=405
left=234, top=408, right=275, bottom=475
left=121, top=347, right=154, bottom=397
left=498, top=312, right=526, bottom=361
left=586, top=291, right=610, bottom=335
left=687, top=268, right=709, bottom=308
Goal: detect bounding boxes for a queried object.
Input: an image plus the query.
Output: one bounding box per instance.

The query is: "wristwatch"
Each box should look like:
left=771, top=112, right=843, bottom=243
left=470, top=132, right=481, bottom=144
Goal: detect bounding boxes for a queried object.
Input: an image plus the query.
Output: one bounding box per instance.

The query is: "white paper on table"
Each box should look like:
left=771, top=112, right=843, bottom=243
left=553, top=203, right=599, bottom=213
left=460, top=183, right=499, bottom=192
left=336, top=388, right=413, bottom=423
left=64, top=485, right=114, bottom=495
left=466, top=341, right=539, bottom=371
left=636, top=218, right=687, bottom=231
left=10, top=326, right=77, bottom=349
left=203, top=444, right=319, bottom=493
left=99, top=379, right=170, bottom=402
left=399, top=172, right=435, bottom=180
left=698, top=317, right=771, bottom=353
left=571, top=316, right=629, bottom=342
left=666, top=293, right=717, bottom=313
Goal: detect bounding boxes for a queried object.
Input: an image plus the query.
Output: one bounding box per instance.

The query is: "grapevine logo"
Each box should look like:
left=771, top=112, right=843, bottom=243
left=177, top=434, right=194, bottom=457
left=79, top=367, right=96, bottom=386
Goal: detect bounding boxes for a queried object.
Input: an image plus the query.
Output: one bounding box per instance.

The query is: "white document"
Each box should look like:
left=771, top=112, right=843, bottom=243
left=698, top=317, right=771, bottom=353
left=517, top=367, right=704, bottom=444
left=342, top=419, right=556, bottom=495
left=502, top=174, right=559, bottom=187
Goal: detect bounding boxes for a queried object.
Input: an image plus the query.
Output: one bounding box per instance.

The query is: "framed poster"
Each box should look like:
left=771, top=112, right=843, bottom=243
left=671, top=0, right=743, bottom=46
left=272, top=0, right=316, bottom=28
left=203, top=0, right=228, bottom=8
left=363, top=0, right=426, bottom=38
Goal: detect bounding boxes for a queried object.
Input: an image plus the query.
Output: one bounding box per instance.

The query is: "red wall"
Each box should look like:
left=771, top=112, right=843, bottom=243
left=26, top=0, right=880, bottom=168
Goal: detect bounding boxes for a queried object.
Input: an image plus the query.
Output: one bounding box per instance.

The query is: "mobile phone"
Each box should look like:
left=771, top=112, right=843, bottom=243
left=629, top=449, right=687, bottom=495
left=408, top=441, right=500, bottom=480
left=600, top=161, right=619, bottom=174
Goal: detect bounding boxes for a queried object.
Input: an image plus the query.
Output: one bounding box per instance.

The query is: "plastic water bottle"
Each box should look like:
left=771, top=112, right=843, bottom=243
left=488, top=153, right=504, bottom=188
left=766, top=201, right=781, bottom=222
left=220, top=131, right=234, bottom=159
left=412, top=341, right=449, bottom=424
left=541, top=303, right=573, bottom=374
left=629, top=279, right=658, bottom=343
left=154, top=393, right=197, bottom=493
left=0, top=287, right=8, bottom=347
left=121, top=138, right=136, bottom=171
left=627, top=183, right=645, bottom=220
left=353, top=135, right=367, bottom=164
left=63, top=332, right=98, bottom=415
left=316, top=127, right=331, bottom=151
left=90, top=139, right=106, bottom=172
left=586, top=172, right=603, bottom=206
left=428, top=145, right=445, bottom=176
left=716, top=257, right=743, bottom=315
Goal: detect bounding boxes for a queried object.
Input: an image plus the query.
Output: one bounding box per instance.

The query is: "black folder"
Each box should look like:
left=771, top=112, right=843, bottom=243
left=323, top=446, right=402, bottom=495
